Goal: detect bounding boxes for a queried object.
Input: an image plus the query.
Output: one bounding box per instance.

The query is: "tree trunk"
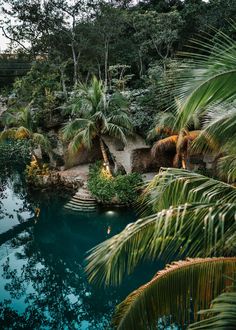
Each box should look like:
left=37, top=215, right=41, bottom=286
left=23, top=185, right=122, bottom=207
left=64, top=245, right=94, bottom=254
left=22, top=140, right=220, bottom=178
left=104, top=39, right=109, bottom=89
left=71, top=42, right=78, bottom=86
left=99, top=138, right=112, bottom=176
left=59, top=67, right=67, bottom=99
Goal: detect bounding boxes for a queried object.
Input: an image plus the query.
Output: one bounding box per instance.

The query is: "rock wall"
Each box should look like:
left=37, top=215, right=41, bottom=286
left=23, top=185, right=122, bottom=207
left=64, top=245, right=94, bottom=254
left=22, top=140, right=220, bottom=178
left=103, top=134, right=148, bottom=173
left=64, top=140, right=102, bottom=169
left=131, top=147, right=174, bottom=173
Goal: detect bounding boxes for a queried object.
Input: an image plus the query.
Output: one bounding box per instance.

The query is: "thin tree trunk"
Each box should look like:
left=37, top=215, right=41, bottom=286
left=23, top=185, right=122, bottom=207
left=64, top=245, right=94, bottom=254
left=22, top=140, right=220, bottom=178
left=138, top=50, right=143, bottom=78
left=99, top=138, right=112, bottom=176
left=181, top=153, right=187, bottom=169
left=59, top=67, right=67, bottom=99
left=104, top=39, right=109, bottom=89
left=71, top=42, right=78, bottom=86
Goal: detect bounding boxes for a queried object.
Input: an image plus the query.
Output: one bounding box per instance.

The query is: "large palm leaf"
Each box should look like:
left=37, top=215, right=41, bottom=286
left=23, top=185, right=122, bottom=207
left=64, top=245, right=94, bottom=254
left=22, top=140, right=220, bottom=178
left=175, top=28, right=236, bottom=128
left=112, top=257, right=236, bottom=330
left=86, top=169, right=236, bottom=286
left=86, top=202, right=236, bottom=287
left=144, top=168, right=236, bottom=211
left=189, top=287, right=236, bottom=329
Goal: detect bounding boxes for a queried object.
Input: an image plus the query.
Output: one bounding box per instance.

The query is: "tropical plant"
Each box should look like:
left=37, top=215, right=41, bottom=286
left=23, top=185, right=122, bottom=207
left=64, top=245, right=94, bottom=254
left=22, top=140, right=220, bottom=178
left=189, top=283, right=236, bottom=329
left=63, top=77, right=133, bottom=175
left=86, top=27, right=236, bottom=328
left=151, top=128, right=201, bottom=169
left=150, top=25, right=236, bottom=171
left=112, top=258, right=236, bottom=329
left=88, top=162, right=142, bottom=205
left=0, top=107, right=51, bottom=161
left=148, top=98, right=202, bottom=169
left=193, top=104, right=236, bottom=182
left=175, top=26, right=236, bottom=129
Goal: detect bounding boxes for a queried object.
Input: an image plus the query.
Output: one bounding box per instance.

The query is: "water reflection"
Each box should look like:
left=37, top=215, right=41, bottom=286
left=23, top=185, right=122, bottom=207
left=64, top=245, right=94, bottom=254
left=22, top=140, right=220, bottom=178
left=0, top=222, right=116, bottom=329
left=0, top=163, right=160, bottom=329
left=0, top=164, right=141, bottom=329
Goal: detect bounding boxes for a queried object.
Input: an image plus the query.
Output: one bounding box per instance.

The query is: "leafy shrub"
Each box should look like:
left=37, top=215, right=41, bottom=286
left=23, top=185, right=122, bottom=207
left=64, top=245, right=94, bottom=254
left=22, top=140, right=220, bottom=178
left=25, top=161, right=50, bottom=185
left=88, top=162, right=143, bottom=205
left=0, top=140, right=31, bottom=164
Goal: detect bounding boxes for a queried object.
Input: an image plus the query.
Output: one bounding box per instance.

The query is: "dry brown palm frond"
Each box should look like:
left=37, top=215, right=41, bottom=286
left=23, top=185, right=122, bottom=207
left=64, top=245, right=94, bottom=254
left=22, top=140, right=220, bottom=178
left=176, top=130, right=201, bottom=153
left=151, top=135, right=178, bottom=157
left=155, top=127, right=177, bottom=136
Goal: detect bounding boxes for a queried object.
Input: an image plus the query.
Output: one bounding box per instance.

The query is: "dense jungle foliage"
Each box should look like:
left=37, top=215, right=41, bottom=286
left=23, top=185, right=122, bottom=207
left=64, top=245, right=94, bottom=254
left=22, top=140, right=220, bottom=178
left=1, top=0, right=236, bottom=135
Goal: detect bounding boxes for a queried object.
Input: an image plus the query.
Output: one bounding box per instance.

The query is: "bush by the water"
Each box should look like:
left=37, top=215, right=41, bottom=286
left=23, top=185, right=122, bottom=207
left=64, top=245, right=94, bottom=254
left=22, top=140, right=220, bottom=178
left=0, top=140, right=31, bottom=164
left=88, top=162, right=142, bottom=205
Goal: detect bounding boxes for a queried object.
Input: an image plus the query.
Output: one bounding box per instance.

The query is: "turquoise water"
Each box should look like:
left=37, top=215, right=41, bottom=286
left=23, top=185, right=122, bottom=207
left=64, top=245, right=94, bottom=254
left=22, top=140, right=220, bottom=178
left=0, top=164, right=160, bottom=329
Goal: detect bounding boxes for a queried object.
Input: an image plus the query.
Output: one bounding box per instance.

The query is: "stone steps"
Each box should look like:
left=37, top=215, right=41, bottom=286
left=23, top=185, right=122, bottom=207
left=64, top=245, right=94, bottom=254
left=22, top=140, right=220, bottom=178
left=70, top=197, right=96, bottom=204
left=64, top=184, right=97, bottom=213
left=64, top=204, right=97, bottom=212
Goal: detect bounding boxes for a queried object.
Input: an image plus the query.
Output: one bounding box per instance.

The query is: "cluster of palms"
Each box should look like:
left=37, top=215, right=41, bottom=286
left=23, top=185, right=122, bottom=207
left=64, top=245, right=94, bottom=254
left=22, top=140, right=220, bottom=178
left=0, top=77, right=133, bottom=173
left=85, top=28, right=236, bottom=328
left=0, top=106, right=51, bottom=161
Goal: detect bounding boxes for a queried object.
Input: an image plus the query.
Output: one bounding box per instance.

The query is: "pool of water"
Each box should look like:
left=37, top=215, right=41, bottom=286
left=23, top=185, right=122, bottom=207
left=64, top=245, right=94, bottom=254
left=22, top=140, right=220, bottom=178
left=0, top=164, right=160, bottom=329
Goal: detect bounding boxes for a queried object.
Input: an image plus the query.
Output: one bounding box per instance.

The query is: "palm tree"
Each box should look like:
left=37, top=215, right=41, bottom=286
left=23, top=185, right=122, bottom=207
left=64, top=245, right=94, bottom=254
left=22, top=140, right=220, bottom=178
left=63, top=76, right=133, bottom=175
left=149, top=107, right=202, bottom=169
left=151, top=128, right=201, bottom=169
left=85, top=26, right=236, bottom=328
left=0, top=107, right=51, bottom=162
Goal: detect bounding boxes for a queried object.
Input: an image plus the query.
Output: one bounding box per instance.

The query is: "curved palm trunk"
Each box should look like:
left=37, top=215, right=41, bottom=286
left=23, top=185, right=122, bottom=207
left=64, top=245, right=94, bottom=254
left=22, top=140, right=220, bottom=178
left=99, top=138, right=112, bottom=176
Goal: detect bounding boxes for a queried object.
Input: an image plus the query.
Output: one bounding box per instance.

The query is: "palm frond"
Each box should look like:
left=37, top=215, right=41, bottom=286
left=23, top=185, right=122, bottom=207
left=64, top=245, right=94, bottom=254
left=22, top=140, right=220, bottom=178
left=193, top=104, right=236, bottom=153
left=82, top=123, right=96, bottom=149
left=105, top=123, right=128, bottom=145
left=112, top=257, right=236, bottom=330
left=176, top=130, right=201, bottom=154
left=148, top=112, right=177, bottom=140
left=86, top=202, right=236, bottom=287
left=68, top=131, right=85, bottom=154
left=62, top=118, right=89, bottom=141
left=108, top=113, right=132, bottom=131
left=151, top=135, right=178, bottom=157
left=174, top=28, right=236, bottom=127
left=32, top=133, right=51, bottom=151
left=144, top=168, right=236, bottom=211
left=217, top=154, right=236, bottom=183
left=189, top=287, right=236, bottom=329
left=86, top=169, right=236, bottom=286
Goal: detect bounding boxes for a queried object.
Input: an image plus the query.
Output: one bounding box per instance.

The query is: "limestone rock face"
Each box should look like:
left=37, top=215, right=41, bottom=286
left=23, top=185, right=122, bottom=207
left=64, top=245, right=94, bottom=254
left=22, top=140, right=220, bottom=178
left=31, top=172, right=83, bottom=192
left=47, top=130, right=65, bottom=168
left=0, top=96, right=8, bottom=129
left=103, top=134, right=148, bottom=174
left=33, top=147, right=43, bottom=160
left=131, top=147, right=174, bottom=173
left=63, top=139, right=102, bottom=169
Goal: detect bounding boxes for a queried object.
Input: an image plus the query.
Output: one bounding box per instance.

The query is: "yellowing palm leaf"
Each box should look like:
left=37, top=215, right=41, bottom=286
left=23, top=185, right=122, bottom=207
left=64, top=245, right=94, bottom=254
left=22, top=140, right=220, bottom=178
left=113, top=257, right=236, bottom=329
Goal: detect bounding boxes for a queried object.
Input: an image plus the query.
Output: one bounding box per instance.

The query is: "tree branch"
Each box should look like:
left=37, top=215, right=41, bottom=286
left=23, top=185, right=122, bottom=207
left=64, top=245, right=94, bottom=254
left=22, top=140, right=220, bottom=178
left=1, top=26, right=30, bottom=53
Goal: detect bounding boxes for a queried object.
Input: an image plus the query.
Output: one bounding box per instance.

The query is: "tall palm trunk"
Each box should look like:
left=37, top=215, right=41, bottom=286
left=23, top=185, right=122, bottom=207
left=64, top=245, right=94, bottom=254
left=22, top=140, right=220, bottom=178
left=99, top=138, right=112, bottom=176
